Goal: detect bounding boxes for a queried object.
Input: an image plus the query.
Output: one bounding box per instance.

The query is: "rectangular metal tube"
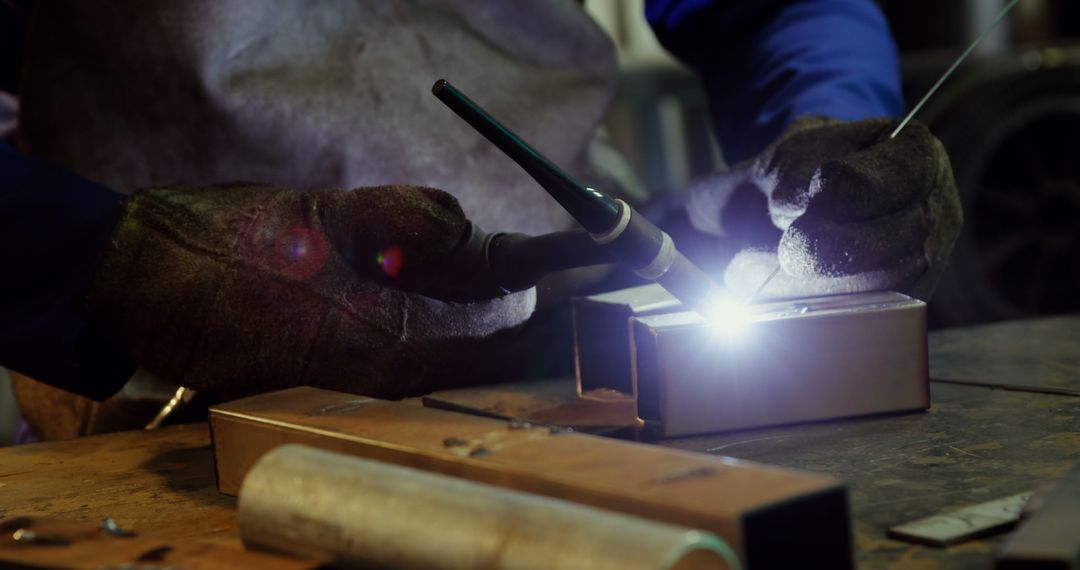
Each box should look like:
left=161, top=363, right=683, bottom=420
left=574, top=286, right=929, bottom=437
left=574, top=284, right=681, bottom=395
left=631, top=291, right=929, bottom=437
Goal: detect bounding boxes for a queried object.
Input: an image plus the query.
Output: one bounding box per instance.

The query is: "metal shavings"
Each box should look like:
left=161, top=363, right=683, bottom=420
left=100, top=518, right=134, bottom=537
left=11, top=529, right=35, bottom=542
left=887, top=491, right=1032, bottom=546
left=310, top=399, right=372, bottom=417
left=508, top=419, right=535, bottom=430
left=468, top=447, right=492, bottom=458
left=11, top=528, right=70, bottom=546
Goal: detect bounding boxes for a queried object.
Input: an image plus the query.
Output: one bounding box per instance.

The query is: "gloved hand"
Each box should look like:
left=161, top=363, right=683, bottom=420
left=87, top=183, right=534, bottom=400
left=687, top=117, right=962, bottom=300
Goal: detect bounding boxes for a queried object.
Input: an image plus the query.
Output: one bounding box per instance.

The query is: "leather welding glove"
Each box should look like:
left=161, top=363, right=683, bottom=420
left=687, top=117, right=962, bottom=300
left=87, top=183, right=533, bottom=401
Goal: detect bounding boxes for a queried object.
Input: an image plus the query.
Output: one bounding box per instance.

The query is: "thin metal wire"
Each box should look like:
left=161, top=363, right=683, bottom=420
left=747, top=1, right=1020, bottom=298
left=891, top=0, right=1020, bottom=139
left=747, top=265, right=781, bottom=304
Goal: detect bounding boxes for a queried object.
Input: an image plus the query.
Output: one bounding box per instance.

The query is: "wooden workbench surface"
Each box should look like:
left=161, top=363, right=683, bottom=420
left=0, top=423, right=238, bottom=546
left=2, top=315, right=1078, bottom=569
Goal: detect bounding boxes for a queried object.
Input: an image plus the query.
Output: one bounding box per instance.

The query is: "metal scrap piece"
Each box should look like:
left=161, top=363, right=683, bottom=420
left=887, top=491, right=1032, bottom=547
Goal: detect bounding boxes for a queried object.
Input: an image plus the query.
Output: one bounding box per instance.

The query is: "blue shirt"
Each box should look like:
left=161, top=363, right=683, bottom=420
left=1, top=0, right=904, bottom=399
left=647, top=0, right=903, bottom=163
left=0, top=142, right=135, bottom=399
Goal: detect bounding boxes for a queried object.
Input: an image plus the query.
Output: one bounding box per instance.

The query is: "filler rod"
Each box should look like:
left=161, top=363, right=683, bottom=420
left=891, top=0, right=1020, bottom=138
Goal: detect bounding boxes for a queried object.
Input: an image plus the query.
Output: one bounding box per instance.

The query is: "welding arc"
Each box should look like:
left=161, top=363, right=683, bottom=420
left=891, top=0, right=1020, bottom=139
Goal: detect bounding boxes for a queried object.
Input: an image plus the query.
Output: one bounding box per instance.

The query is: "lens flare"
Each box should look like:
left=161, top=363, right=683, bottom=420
left=376, top=245, right=403, bottom=278
left=273, top=227, right=328, bottom=279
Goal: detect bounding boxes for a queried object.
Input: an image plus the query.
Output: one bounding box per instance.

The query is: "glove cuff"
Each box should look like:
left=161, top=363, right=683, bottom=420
left=86, top=188, right=231, bottom=388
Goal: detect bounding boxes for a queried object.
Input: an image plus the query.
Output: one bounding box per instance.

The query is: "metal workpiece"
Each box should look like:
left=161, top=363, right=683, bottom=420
left=239, top=445, right=740, bottom=570
left=574, top=284, right=683, bottom=396
left=630, top=291, right=930, bottom=437
left=574, top=287, right=929, bottom=437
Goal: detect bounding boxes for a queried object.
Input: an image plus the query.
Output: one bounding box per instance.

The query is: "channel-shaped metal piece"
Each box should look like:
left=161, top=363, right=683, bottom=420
left=574, top=284, right=682, bottom=397
left=574, top=286, right=929, bottom=438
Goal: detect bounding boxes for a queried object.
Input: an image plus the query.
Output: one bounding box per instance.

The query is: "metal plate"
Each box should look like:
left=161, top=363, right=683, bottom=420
left=887, top=492, right=1032, bottom=546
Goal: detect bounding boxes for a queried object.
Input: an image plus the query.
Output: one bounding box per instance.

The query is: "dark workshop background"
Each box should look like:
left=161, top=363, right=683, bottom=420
left=588, top=0, right=1080, bottom=328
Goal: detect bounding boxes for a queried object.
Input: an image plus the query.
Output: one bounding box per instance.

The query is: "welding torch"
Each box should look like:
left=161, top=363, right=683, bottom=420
left=433, top=79, right=724, bottom=316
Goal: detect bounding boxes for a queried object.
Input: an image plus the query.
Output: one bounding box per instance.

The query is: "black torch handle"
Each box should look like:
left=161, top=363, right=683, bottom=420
left=432, top=79, right=619, bottom=234
left=432, top=79, right=725, bottom=315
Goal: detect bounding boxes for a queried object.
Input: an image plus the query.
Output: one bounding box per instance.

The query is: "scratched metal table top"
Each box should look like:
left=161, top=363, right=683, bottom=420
left=664, top=314, right=1080, bottom=569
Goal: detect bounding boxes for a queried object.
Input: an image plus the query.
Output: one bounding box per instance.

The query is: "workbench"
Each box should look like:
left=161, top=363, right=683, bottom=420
left=2, top=315, right=1078, bottom=569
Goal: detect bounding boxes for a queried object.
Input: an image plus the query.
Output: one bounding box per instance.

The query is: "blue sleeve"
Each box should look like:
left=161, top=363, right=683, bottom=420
left=646, top=0, right=904, bottom=164
left=1, top=142, right=135, bottom=400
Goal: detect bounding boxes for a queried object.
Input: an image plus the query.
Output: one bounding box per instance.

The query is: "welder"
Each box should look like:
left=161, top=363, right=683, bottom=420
left=0, top=1, right=960, bottom=440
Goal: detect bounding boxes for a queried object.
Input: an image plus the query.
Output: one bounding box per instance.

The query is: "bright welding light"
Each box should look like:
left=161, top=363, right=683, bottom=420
left=701, top=294, right=754, bottom=339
